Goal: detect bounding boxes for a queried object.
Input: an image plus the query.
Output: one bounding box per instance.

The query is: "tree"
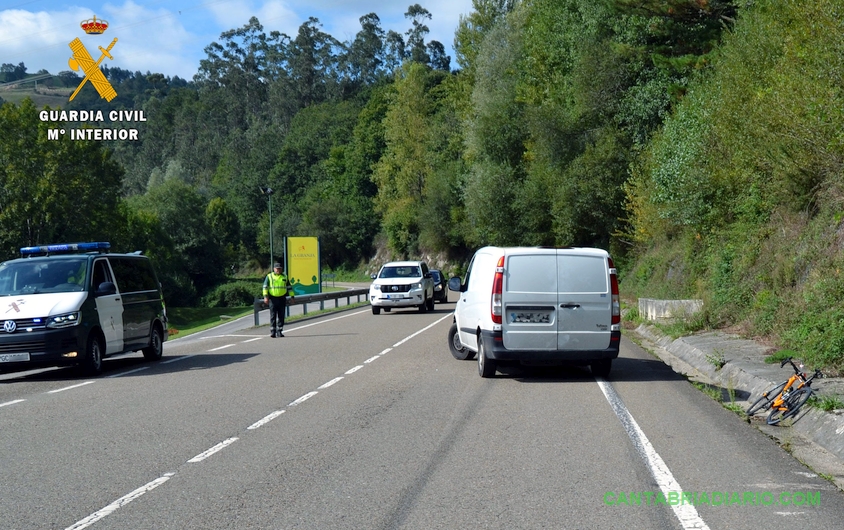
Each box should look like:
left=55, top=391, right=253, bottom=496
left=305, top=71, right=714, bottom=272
left=0, top=99, right=124, bottom=259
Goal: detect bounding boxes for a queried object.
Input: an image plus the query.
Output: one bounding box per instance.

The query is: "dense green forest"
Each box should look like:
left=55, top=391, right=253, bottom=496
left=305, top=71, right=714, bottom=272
left=2, top=0, right=843, bottom=370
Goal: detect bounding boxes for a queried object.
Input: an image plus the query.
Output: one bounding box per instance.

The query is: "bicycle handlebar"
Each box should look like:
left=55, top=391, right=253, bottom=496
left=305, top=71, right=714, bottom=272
left=780, top=356, right=793, bottom=368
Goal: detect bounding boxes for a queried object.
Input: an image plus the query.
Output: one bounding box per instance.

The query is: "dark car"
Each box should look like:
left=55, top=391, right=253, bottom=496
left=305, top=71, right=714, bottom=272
left=430, top=269, right=448, bottom=303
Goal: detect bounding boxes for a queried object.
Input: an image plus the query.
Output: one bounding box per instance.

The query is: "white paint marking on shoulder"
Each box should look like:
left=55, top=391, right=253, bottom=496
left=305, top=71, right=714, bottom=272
left=345, top=365, right=364, bottom=374
left=242, top=337, right=264, bottom=343
left=0, top=399, right=25, bottom=408
left=187, top=437, right=239, bottom=463
left=364, top=355, right=380, bottom=364
left=596, top=378, right=711, bottom=530
left=288, top=391, right=318, bottom=407
left=379, top=348, right=392, bottom=356
left=47, top=381, right=95, bottom=394
left=208, top=344, right=235, bottom=352
left=162, top=354, right=198, bottom=364
left=106, top=366, right=150, bottom=378
left=318, top=377, right=344, bottom=389
left=248, top=410, right=285, bottom=430
left=64, top=472, right=175, bottom=530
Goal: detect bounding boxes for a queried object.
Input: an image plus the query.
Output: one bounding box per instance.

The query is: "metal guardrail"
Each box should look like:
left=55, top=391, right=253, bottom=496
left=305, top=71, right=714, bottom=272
left=253, top=288, right=369, bottom=326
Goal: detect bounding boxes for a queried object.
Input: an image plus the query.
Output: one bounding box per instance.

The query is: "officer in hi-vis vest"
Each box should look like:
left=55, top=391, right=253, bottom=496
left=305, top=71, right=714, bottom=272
left=263, top=262, right=293, bottom=337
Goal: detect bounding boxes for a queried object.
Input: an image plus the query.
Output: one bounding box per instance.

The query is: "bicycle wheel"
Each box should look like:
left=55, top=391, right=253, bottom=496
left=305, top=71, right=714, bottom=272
left=783, top=388, right=814, bottom=420
left=746, top=381, right=787, bottom=415
left=767, top=388, right=812, bottom=425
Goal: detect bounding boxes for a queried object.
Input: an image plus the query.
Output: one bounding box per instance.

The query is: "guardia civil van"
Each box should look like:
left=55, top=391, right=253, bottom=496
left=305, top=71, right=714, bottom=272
left=0, top=242, right=168, bottom=375
left=447, top=247, right=620, bottom=378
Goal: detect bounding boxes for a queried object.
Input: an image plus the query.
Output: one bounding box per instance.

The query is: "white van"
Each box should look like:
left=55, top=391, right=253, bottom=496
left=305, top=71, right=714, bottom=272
left=0, top=242, right=168, bottom=375
left=447, top=247, right=620, bottom=378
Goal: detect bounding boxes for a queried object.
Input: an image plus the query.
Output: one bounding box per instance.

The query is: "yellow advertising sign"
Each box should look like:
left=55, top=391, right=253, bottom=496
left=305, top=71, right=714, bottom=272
left=286, top=237, right=320, bottom=294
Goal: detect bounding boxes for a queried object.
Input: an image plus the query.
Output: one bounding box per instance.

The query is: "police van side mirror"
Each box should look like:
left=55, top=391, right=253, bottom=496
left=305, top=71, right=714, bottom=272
left=448, top=277, right=464, bottom=292
left=96, top=282, right=117, bottom=296
left=370, top=274, right=377, bottom=280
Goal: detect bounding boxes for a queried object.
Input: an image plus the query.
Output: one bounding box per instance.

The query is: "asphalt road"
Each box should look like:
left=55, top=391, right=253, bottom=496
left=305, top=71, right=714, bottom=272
left=2, top=301, right=843, bottom=529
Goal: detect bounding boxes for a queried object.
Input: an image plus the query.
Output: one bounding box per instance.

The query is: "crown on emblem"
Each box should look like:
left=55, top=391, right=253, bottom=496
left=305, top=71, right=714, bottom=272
left=80, top=15, right=109, bottom=35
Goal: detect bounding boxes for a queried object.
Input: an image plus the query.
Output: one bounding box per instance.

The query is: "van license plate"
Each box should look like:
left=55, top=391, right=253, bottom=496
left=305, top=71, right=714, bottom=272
left=510, top=312, right=550, bottom=324
left=0, top=352, right=30, bottom=363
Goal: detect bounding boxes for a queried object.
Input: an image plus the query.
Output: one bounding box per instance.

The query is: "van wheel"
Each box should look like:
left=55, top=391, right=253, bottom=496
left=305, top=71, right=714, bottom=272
left=448, top=323, right=473, bottom=360
left=478, top=337, right=496, bottom=378
left=591, top=359, right=612, bottom=379
left=372, top=306, right=381, bottom=315
left=426, top=294, right=435, bottom=311
left=143, top=325, right=164, bottom=361
left=418, top=300, right=427, bottom=312
left=82, top=334, right=103, bottom=376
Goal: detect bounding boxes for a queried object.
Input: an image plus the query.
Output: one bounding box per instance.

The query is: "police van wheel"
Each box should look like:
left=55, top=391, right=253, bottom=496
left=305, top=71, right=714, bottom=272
left=82, top=334, right=103, bottom=376
left=372, top=306, right=381, bottom=315
left=143, top=326, right=164, bottom=361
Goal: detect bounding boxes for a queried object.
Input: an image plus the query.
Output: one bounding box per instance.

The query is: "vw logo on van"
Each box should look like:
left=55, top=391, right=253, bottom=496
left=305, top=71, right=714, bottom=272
left=3, top=320, right=16, bottom=333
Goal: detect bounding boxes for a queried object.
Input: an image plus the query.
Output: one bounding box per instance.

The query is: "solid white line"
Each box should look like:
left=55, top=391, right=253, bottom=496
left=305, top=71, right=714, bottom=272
left=0, top=399, right=25, bottom=408
left=248, top=410, right=285, bottom=430
left=187, top=437, right=239, bottom=463
left=345, top=365, right=364, bottom=374
left=318, top=377, right=344, bottom=389
left=208, top=344, right=234, bottom=351
left=597, top=379, right=710, bottom=530
left=48, top=381, right=95, bottom=394
left=106, top=366, right=150, bottom=378
left=288, top=391, right=318, bottom=407
left=286, top=309, right=370, bottom=332
left=64, top=472, right=175, bottom=530
left=392, top=314, right=452, bottom=347
left=162, top=354, right=197, bottom=364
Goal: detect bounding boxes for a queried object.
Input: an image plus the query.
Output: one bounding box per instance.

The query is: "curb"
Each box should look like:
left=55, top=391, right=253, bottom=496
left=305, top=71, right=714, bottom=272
left=632, top=324, right=844, bottom=477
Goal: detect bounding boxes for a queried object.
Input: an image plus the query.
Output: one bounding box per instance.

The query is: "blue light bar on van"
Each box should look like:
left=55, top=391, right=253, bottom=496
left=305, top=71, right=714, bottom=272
left=20, top=242, right=110, bottom=257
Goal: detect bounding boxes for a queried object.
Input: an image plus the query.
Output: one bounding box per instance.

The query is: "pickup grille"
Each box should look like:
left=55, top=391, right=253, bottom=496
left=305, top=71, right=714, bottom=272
left=382, top=284, right=412, bottom=293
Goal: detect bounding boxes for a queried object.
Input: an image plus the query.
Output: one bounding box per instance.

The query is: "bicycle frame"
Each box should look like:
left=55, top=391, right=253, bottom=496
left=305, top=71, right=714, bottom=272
left=769, top=358, right=820, bottom=412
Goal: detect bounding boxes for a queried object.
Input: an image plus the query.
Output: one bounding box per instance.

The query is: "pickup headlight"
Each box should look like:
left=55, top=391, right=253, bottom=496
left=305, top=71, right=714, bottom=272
left=46, top=312, right=81, bottom=329
left=413, top=282, right=422, bottom=289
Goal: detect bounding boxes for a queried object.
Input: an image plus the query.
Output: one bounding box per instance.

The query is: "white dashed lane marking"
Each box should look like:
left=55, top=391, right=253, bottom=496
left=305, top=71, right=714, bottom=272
left=65, top=311, right=452, bottom=530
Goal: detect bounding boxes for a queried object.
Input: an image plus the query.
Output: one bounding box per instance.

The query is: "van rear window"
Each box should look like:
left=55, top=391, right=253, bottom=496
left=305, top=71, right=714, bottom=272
left=507, top=255, right=556, bottom=293
left=558, top=255, right=608, bottom=293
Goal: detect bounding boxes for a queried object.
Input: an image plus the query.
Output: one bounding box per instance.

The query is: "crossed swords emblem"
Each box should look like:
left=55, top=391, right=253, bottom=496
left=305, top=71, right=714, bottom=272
left=68, top=37, right=118, bottom=102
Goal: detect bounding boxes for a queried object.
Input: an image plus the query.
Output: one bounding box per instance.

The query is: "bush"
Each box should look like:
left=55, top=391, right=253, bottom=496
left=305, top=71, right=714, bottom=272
left=202, top=280, right=262, bottom=308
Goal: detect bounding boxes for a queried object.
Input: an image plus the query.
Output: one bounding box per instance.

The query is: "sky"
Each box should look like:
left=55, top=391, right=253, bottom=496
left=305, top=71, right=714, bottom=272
left=0, top=0, right=475, bottom=80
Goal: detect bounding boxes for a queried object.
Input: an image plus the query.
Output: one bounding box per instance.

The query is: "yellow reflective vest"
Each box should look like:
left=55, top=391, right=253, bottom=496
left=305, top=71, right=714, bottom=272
left=263, top=272, right=291, bottom=297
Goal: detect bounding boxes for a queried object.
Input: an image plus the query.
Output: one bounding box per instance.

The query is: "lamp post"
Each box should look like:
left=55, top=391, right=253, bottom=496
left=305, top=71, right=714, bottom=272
left=260, top=186, right=274, bottom=268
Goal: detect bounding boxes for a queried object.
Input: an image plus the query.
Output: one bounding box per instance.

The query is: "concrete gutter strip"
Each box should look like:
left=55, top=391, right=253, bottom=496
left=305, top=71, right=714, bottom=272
left=633, top=324, right=844, bottom=468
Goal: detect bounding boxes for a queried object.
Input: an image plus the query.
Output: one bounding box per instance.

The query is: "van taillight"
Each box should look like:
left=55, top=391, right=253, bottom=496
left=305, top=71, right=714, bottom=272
left=609, top=257, right=620, bottom=329
left=491, top=256, right=504, bottom=324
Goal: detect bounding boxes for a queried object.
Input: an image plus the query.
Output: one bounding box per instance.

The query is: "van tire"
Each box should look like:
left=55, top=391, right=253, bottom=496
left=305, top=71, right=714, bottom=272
left=82, top=333, right=104, bottom=376
left=448, top=323, right=473, bottom=360
left=478, top=336, right=496, bottom=378
left=426, top=294, right=435, bottom=311
left=372, top=306, right=381, bottom=315
left=418, top=300, right=427, bottom=312
left=143, top=325, right=164, bottom=361
left=591, top=359, right=612, bottom=379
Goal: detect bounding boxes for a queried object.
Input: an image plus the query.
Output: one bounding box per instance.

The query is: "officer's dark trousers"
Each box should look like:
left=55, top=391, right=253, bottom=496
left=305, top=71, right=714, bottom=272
left=268, top=295, right=287, bottom=334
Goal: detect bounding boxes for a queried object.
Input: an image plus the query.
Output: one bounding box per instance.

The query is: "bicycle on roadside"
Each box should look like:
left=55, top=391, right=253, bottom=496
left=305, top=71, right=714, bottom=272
left=745, top=357, right=823, bottom=425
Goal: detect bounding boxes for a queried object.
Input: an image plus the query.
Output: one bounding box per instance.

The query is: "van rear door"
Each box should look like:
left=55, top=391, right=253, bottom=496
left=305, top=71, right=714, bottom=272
left=501, top=250, right=558, bottom=351
left=556, top=251, right=612, bottom=351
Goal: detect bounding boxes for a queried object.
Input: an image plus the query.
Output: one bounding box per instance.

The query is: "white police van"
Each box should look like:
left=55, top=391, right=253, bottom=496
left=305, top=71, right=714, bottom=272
left=0, top=242, right=168, bottom=375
